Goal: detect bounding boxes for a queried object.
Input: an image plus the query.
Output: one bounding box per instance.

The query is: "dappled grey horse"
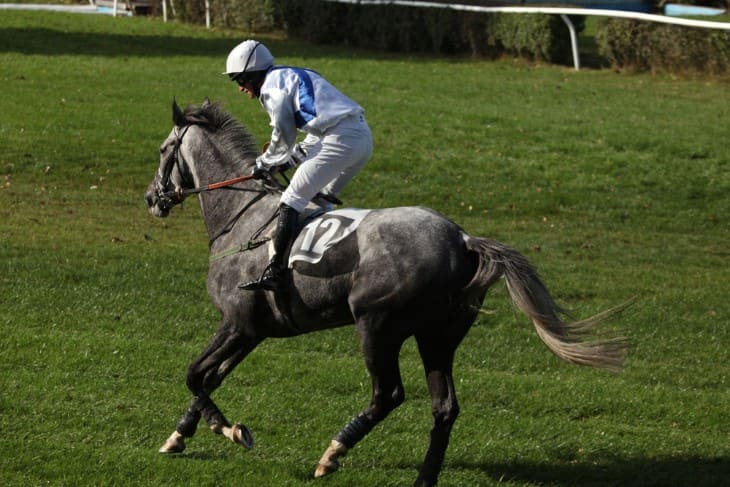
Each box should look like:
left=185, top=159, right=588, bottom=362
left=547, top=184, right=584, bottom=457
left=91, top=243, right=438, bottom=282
left=145, top=100, right=628, bottom=487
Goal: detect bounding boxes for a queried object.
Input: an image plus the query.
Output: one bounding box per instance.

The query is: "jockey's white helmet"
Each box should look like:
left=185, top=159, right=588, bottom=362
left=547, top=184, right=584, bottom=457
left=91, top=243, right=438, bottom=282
left=224, top=40, right=274, bottom=76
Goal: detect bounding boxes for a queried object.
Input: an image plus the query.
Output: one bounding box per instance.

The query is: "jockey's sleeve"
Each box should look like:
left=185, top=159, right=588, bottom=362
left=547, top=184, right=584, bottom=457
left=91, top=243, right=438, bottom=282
left=257, top=87, right=297, bottom=168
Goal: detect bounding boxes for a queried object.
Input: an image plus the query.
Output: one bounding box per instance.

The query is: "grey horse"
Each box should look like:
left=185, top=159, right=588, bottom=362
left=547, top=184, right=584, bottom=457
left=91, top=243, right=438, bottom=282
left=145, top=100, right=628, bottom=487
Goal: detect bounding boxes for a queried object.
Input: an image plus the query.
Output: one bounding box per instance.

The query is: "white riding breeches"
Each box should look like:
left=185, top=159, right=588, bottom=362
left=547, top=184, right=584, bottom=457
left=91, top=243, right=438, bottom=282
left=280, top=114, right=372, bottom=213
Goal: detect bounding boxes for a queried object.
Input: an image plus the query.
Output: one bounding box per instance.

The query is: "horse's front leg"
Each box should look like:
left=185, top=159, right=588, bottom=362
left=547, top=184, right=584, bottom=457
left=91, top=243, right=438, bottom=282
left=160, top=392, right=254, bottom=452
left=159, top=324, right=260, bottom=453
left=159, top=392, right=224, bottom=453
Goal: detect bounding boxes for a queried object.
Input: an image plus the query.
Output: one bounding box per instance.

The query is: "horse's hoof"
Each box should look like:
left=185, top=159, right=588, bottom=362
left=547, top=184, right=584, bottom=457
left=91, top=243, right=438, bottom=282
left=159, top=431, right=186, bottom=453
left=231, top=423, right=254, bottom=449
left=314, top=439, right=348, bottom=478
left=217, top=423, right=254, bottom=449
left=314, top=458, right=340, bottom=478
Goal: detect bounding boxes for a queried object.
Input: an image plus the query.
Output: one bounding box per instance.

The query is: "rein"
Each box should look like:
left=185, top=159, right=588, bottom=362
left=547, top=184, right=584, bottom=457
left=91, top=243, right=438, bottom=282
left=162, top=173, right=258, bottom=203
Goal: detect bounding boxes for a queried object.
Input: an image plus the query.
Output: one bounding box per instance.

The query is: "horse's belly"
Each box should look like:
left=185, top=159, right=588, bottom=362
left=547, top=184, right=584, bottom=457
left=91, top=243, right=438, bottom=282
left=287, top=273, right=355, bottom=331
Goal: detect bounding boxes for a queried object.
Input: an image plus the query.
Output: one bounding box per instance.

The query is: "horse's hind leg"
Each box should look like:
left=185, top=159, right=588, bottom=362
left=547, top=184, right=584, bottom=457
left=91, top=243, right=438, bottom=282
left=412, top=328, right=467, bottom=487
left=315, top=316, right=407, bottom=478
left=160, top=323, right=260, bottom=453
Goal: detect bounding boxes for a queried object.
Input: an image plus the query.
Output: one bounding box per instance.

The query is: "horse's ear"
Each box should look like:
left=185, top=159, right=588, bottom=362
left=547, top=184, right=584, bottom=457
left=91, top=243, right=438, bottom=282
left=172, top=98, right=186, bottom=126
left=202, top=97, right=211, bottom=108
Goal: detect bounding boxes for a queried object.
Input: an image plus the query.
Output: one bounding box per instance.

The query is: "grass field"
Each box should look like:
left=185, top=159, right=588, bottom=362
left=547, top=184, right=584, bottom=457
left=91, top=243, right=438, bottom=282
left=1, top=10, right=728, bottom=487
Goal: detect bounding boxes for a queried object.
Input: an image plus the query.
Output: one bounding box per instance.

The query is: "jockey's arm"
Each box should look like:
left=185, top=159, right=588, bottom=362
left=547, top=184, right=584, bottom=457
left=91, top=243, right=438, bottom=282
left=257, top=88, right=298, bottom=169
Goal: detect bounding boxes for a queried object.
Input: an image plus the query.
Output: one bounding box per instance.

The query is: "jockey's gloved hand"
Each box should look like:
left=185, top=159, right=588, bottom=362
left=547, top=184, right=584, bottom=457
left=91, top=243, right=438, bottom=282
left=251, top=164, right=269, bottom=180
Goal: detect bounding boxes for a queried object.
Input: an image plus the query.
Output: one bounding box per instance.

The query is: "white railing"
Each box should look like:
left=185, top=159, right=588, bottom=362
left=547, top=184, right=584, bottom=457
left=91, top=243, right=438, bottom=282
left=324, top=0, right=730, bottom=70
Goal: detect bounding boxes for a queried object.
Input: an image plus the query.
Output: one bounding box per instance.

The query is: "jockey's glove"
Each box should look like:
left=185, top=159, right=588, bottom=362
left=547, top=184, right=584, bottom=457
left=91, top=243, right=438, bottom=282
left=251, top=164, right=269, bottom=180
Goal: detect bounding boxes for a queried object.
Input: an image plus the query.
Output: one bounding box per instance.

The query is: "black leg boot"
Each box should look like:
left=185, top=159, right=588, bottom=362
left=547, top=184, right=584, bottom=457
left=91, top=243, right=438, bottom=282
left=239, top=203, right=299, bottom=291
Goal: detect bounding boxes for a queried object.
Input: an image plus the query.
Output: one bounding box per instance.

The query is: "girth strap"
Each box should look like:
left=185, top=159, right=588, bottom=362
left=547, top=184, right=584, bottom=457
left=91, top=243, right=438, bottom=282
left=209, top=206, right=279, bottom=262
left=209, top=240, right=270, bottom=263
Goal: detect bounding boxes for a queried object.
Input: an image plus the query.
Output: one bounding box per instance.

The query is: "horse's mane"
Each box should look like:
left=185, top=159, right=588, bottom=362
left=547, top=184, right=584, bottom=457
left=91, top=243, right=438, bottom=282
left=182, top=101, right=259, bottom=164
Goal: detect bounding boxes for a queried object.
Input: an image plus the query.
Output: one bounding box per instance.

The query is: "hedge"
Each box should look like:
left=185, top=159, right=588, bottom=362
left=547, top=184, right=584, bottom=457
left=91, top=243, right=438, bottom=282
left=172, top=0, right=580, bottom=65
left=595, top=18, right=730, bottom=74
left=273, top=0, right=581, bottom=64
left=174, top=0, right=275, bottom=32
left=487, top=14, right=584, bottom=65
left=272, top=0, right=487, bottom=54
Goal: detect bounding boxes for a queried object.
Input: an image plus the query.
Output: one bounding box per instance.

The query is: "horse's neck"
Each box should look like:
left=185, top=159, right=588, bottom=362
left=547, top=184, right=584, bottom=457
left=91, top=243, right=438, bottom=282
left=188, top=127, right=279, bottom=248
left=192, top=148, right=280, bottom=248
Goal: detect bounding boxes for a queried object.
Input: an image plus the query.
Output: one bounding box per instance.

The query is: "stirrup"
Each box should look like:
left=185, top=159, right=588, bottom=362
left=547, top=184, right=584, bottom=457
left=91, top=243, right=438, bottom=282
left=238, top=264, right=281, bottom=291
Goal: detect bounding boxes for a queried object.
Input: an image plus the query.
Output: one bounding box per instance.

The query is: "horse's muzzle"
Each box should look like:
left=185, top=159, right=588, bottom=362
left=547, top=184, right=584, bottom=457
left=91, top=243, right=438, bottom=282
left=145, top=183, right=172, bottom=217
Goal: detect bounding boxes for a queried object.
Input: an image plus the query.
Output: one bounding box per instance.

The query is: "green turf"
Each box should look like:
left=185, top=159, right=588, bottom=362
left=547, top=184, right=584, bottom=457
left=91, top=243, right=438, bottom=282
left=1, top=11, right=728, bottom=487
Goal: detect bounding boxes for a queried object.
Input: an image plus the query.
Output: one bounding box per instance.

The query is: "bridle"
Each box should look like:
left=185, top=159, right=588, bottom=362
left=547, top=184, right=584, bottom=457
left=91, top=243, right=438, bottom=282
left=155, top=124, right=258, bottom=210
left=154, top=123, right=273, bottom=247
left=155, top=125, right=192, bottom=210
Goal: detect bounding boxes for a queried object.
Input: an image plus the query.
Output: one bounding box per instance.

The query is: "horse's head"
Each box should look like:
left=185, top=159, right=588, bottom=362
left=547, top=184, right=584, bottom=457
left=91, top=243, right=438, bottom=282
left=145, top=99, right=196, bottom=217
left=145, top=99, right=260, bottom=218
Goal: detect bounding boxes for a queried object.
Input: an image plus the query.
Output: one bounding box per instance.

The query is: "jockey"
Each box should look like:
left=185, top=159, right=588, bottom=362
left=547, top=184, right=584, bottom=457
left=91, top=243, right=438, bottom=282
left=224, top=40, right=373, bottom=291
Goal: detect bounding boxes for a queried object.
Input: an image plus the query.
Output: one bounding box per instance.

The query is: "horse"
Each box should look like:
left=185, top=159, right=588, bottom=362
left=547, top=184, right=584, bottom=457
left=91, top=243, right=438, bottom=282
left=144, top=100, right=629, bottom=487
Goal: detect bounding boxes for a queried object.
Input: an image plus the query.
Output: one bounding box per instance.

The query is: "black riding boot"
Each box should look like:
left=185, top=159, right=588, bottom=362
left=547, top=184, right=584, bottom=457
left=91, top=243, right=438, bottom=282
left=239, top=203, right=299, bottom=291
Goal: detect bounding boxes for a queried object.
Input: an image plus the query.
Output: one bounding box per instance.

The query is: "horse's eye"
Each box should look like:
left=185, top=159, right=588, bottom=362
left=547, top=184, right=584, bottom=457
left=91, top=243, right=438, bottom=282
left=160, top=146, right=166, bottom=155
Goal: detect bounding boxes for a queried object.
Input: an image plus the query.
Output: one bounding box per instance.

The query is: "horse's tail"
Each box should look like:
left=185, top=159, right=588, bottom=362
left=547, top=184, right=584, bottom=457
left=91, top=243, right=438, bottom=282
left=463, top=236, right=630, bottom=373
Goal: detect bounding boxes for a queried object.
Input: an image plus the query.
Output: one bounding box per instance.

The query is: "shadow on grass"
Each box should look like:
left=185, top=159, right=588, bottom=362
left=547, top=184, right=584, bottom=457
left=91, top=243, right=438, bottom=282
left=166, top=450, right=239, bottom=461
left=0, top=26, right=379, bottom=61
left=0, top=27, right=239, bottom=57
left=449, top=455, right=729, bottom=487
